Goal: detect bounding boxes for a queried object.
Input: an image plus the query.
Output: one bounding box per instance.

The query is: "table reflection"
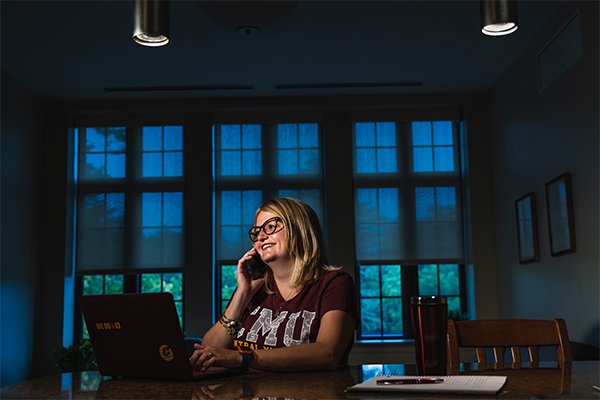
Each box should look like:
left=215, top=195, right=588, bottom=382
left=360, top=363, right=416, bottom=380
left=94, top=368, right=357, bottom=400
left=1, top=361, right=597, bottom=399
left=189, top=368, right=355, bottom=400
left=461, top=362, right=572, bottom=397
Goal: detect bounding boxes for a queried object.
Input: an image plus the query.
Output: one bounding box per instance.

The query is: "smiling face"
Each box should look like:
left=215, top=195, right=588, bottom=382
left=252, top=211, right=289, bottom=264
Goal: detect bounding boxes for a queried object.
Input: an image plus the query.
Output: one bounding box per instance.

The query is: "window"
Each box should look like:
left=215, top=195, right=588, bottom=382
left=79, top=127, right=126, bottom=180
left=78, top=192, right=125, bottom=269
left=359, top=264, right=403, bottom=337
left=213, top=122, right=323, bottom=316
left=417, top=264, right=462, bottom=313
left=69, top=112, right=469, bottom=345
left=137, top=192, right=184, bottom=268
left=412, top=121, right=455, bottom=173
left=142, top=126, right=183, bottom=177
left=74, top=125, right=186, bottom=339
left=353, top=120, right=465, bottom=339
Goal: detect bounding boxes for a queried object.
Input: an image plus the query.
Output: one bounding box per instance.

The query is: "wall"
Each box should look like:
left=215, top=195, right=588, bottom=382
left=34, top=103, right=70, bottom=379
left=0, top=71, right=44, bottom=386
left=490, top=1, right=599, bottom=347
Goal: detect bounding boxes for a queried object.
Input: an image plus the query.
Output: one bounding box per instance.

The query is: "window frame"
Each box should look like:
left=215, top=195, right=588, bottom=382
left=356, top=262, right=467, bottom=340
left=212, top=120, right=325, bottom=318
left=66, top=107, right=471, bottom=346
left=73, top=124, right=187, bottom=341
left=352, top=119, right=466, bottom=340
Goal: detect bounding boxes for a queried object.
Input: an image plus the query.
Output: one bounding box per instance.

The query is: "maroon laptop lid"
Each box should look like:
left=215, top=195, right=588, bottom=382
left=80, top=292, right=234, bottom=381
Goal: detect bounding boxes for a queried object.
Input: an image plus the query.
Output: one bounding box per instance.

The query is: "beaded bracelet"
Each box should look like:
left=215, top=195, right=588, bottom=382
left=219, top=313, right=242, bottom=337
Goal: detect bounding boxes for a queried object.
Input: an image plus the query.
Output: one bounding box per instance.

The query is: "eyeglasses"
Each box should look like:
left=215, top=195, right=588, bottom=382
left=248, top=217, right=284, bottom=242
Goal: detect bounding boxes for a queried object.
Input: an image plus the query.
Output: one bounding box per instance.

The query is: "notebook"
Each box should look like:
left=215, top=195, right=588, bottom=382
left=347, top=374, right=507, bottom=395
left=80, top=292, right=239, bottom=381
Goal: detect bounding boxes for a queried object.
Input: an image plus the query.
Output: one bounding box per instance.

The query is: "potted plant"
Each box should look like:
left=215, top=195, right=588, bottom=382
left=53, top=339, right=97, bottom=372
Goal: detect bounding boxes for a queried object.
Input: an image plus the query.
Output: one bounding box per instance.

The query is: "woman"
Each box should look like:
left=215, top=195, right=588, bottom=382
left=190, top=197, right=357, bottom=372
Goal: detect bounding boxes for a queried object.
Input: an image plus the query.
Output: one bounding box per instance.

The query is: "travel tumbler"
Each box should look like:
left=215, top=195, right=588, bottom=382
left=410, top=296, right=448, bottom=375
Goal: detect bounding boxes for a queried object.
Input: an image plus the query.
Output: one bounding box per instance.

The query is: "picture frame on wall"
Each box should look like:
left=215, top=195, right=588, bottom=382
left=545, top=173, right=576, bottom=256
left=515, top=192, right=539, bottom=263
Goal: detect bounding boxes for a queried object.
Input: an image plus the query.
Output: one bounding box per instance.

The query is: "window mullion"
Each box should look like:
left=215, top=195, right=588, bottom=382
left=123, top=274, right=138, bottom=293
left=124, top=126, right=137, bottom=283
left=378, top=265, right=384, bottom=336
left=403, top=264, right=419, bottom=338
left=263, top=123, right=277, bottom=199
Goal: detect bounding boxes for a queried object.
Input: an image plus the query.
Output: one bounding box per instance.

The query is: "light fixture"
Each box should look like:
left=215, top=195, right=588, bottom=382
left=133, top=0, right=170, bottom=47
left=480, top=0, right=518, bottom=36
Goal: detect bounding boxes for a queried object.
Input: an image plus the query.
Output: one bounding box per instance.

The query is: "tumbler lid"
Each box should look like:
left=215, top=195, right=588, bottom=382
left=411, top=295, right=447, bottom=305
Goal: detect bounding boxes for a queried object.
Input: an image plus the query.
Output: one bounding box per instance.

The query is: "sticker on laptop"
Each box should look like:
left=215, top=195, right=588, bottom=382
left=95, top=322, right=121, bottom=330
left=159, top=344, right=174, bottom=362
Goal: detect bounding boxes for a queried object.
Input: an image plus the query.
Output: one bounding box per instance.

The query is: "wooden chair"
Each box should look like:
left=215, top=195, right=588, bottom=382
left=447, top=318, right=572, bottom=373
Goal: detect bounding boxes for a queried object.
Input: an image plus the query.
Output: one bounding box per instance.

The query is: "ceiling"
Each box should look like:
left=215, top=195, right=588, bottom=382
left=1, top=0, right=565, bottom=101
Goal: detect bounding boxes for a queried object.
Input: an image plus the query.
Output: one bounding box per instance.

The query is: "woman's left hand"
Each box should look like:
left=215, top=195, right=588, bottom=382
left=189, top=343, right=241, bottom=372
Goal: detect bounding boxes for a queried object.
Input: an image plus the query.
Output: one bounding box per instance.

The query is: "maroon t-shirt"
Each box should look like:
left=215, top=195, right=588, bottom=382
left=232, top=270, right=357, bottom=364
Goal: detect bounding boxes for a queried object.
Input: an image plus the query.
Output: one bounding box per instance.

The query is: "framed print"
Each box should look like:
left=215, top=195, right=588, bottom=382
left=545, top=173, right=576, bottom=256
left=515, top=192, right=539, bottom=263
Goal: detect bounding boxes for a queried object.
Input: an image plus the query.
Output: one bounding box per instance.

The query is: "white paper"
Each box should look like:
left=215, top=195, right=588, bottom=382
left=347, top=375, right=507, bottom=395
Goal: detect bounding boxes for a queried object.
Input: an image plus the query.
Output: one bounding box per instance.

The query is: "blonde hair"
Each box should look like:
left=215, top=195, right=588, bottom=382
left=255, top=197, right=339, bottom=290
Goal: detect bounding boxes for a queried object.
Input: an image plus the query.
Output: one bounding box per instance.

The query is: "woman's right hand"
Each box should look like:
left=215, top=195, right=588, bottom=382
left=201, top=249, right=267, bottom=347
left=234, top=248, right=267, bottom=301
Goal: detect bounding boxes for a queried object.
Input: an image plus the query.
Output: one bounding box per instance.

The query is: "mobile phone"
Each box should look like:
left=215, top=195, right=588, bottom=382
left=246, top=254, right=267, bottom=280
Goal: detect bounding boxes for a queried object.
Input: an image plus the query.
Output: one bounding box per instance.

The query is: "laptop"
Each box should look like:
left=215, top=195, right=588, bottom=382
left=80, top=292, right=239, bottom=381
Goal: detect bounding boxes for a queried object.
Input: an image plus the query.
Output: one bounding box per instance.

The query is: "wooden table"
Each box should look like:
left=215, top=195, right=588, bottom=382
left=1, top=361, right=598, bottom=399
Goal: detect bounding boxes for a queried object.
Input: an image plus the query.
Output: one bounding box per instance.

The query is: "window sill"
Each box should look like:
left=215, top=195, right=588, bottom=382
left=354, top=339, right=413, bottom=346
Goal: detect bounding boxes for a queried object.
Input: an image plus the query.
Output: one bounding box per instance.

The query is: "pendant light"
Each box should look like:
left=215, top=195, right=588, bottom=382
left=481, top=0, right=518, bottom=36
left=133, top=0, right=170, bottom=47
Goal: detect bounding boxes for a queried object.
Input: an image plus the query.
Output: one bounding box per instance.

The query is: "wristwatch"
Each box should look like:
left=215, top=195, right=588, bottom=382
left=237, top=348, right=254, bottom=370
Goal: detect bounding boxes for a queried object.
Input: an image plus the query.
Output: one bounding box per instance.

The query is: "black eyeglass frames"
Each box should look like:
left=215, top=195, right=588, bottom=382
left=248, top=217, right=284, bottom=242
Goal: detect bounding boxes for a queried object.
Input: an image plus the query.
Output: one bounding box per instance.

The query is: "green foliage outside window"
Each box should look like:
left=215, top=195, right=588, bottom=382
left=141, top=273, right=184, bottom=325
left=439, top=265, right=460, bottom=294
left=163, top=273, right=183, bottom=300
left=382, top=298, right=403, bottom=333
left=83, top=275, right=103, bottom=295
left=360, top=266, right=381, bottom=297
left=418, top=264, right=461, bottom=314
left=141, top=273, right=162, bottom=292
left=360, top=265, right=403, bottom=336
left=82, top=274, right=123, bottom=295
left=418, top=264, right=438, bottom=295
left=381, top=265, right=401, bottom=297
left=104, top=275, right=124, bottom=294
left=360, top=298, right=381, bottom=335
left=221, top=265, right=237, bottom=314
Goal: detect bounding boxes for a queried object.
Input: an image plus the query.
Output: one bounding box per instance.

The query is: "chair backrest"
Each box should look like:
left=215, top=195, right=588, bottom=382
left=447, top=318, right=572, bottom=373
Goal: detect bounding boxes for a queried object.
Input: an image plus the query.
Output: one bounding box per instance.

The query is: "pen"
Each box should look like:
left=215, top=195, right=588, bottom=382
left=376, top=378, right=445, bottom=385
